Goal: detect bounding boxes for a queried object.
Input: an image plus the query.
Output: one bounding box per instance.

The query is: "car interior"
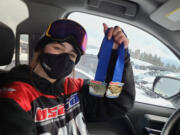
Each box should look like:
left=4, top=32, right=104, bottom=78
left=0, top=22, right=15, bottom=84
left=0, top=0, right=180, bottom=135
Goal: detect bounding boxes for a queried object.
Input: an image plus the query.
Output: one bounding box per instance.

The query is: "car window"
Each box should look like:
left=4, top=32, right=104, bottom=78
left=0, top=0, right=29, bottom=70
left=20, top=34, right=29, bottom=65
left=68, top=12, right=180, bottom=109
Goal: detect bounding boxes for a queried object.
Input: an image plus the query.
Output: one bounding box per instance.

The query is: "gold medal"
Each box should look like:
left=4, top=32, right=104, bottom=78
left=106, top=82, right=124, bottom=98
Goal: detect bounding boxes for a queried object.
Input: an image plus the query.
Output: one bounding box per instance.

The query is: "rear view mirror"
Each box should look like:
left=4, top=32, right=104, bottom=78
left=153, top=76, right=180, bottom=99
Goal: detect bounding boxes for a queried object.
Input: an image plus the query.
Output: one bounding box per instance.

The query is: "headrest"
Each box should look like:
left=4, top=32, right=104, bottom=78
left=0, top=22, right=15, bottom=66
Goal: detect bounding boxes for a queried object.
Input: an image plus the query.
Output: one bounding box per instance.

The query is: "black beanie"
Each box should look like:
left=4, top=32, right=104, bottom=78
left=35, top=35, right=81, bottom=64
left=35, top=36, right=53, bottom=52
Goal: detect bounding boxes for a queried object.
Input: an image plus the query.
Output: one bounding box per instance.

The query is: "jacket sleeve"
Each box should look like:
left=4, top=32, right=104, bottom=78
left=79, top=49, right=135, bottom=121
left=0, top=98, right=36, bottom=135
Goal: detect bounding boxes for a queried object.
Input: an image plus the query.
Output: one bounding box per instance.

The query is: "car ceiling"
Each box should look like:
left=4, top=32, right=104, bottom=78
left=19, top=0, right=180, bottom=58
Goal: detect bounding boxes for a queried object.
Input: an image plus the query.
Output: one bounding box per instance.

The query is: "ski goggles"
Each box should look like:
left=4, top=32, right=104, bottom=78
left=45, top=19, right=87, bottom=54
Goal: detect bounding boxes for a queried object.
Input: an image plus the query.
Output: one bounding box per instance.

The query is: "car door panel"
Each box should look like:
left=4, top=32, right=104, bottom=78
left=128, top=102, right=176, bottom=135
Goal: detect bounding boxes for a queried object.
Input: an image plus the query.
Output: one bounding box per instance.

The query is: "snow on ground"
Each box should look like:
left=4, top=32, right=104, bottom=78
left=75, top=68, right=94, bottom=79
left=133, top=68, right=150, bottom=78
left=131, top=58, right=153, bottom=66
left=131, top=58, right=153, bottom=78
left=136, top=87, right=175, bottom=108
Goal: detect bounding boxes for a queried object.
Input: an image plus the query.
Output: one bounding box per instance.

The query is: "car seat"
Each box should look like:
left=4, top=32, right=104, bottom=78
left=87, top=115, right=137, bottom=135
left=0, top=22, right=15, bottom=85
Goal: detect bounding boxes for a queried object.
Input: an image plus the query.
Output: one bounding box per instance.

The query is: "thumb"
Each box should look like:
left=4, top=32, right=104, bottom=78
left=103, top=23, right=108, bottom=33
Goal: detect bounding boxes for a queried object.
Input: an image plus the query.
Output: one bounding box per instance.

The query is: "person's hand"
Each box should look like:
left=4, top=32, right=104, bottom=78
left=103, top=23, right=129, bottom=49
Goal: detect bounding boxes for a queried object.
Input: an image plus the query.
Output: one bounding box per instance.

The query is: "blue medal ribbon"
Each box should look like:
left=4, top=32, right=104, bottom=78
left=112, top=43, right=124, bottom=82
left=94, top=34, right=113, bottom=82
left=95, top=30, right=125, bottom=83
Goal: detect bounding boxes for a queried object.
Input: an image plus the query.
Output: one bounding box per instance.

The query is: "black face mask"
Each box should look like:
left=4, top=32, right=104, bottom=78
left=40, top=53, right=75, bottom=79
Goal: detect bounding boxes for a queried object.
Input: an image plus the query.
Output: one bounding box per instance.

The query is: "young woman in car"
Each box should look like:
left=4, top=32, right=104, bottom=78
left=0, top=19, right=135, bottom=135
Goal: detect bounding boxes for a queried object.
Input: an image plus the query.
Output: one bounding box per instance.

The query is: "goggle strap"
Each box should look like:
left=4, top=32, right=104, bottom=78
left=46, top=24, right=52, bottom=38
